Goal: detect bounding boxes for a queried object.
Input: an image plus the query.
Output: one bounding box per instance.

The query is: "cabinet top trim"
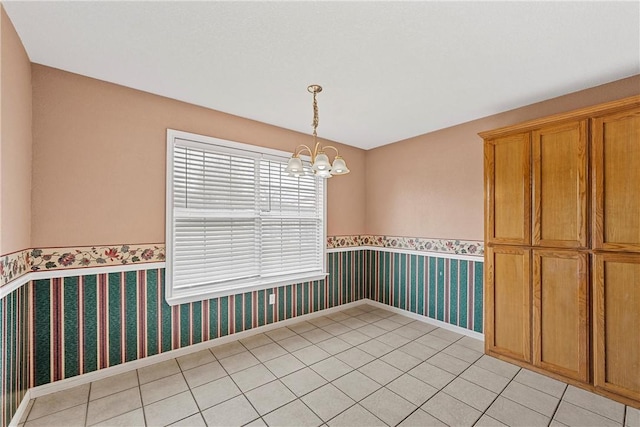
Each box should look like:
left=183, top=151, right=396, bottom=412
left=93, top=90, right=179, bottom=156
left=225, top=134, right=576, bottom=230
left=478, top=95, right=640, bottom=140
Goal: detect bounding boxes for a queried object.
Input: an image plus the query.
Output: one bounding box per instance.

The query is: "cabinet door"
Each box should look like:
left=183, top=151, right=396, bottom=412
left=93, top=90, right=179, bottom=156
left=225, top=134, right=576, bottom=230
left=533, top=250, right=589, bottom=381
left=485, top=246, right=531, bottom=362
left=593, top=253, right=640, bottom=401
left=533, top=121, right=588, bottom=248
left=593, top=107, right=640, bottom=252
left=485, top=133, right=531, bottom=245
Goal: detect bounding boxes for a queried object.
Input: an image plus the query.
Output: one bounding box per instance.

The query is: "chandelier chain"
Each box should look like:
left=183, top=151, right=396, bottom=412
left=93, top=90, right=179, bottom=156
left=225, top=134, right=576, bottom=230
left=312, top=91, right=319, bottom=137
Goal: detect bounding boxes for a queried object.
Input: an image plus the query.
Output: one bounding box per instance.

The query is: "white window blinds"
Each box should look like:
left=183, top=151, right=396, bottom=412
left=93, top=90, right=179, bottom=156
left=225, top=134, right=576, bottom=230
left=166, top=131, right=326, bottom=305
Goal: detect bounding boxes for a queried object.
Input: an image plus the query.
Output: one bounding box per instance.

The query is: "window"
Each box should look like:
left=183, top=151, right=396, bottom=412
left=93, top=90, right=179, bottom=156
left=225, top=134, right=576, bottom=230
left=165, top=130, right=326, bottom=305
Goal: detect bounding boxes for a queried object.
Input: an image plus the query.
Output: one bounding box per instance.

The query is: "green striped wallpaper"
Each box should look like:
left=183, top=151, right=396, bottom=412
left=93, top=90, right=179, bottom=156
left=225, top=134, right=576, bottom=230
left=0, top=248, right=483, bottom=426
left=365, top=250, right=483, bottom=333
left=0, top=283, right=29, bottom=427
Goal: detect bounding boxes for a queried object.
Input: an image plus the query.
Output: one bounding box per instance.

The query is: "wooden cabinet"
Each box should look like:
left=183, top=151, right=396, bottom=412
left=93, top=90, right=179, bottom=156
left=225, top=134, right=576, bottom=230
left=533, top=250, right=589, bottom=381
left=484, top=119, right=588, bottom=368
left=593, top=108, right=640, bottom=252
left=481, top=96, right=640, bottom=408
left=532, top=121, right=588, bottom=248
left=593, top=253, right=640, bottom=401
left=485, top=133, right=531, bottom=246
left=485, top=246, right=531, bottom=363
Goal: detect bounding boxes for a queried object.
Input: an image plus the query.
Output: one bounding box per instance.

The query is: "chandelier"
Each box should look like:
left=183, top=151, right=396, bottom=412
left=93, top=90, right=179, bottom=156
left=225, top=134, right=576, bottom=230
left=285, top=85, right=350, bottom=179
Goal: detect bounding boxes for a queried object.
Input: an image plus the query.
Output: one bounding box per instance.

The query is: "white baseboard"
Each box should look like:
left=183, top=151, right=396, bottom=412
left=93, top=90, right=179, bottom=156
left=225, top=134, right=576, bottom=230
left=8, top=390, right=32, bottom=427
left=11, top=298, right=484, bottom=425
left=363, top=299, right=484, bottom=341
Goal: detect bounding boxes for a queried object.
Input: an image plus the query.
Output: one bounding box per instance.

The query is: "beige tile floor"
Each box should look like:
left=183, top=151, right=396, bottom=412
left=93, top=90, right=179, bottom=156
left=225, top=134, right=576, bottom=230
left=18, top=303, right=640, bottom=427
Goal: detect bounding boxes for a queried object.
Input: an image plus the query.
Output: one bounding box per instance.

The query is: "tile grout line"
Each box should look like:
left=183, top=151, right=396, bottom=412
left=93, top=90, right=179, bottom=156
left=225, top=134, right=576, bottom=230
left=394, top=334, right=483, bottom=427
left=135, top=369, right=147, bottom=427
left=497, top=384, right=562, bottom=421
left=177, top=316, right=367, bottom=425
left=546, top=382, right=569, bottom=426
left=91, top=369, right=174, bottom=426
left=319, top=307, right=418, bottom=426
left=426, top=337, right=511, bottom=425
left=391, top=329, right=524, bottom=427
left=485, top=371, right=583, bottom=425
left=135, top=350, right=225, bottom=425
left=265, top=311, right=388, bottom=424
left=174, top=347, right=218, bottom=426
left=252, top=322, right=354, bottom=423
left=251, top=306, right=413, bottom=425
left=23, top=386, right=92, bottom=425
left=177, top=307, right=467, bottom=426
left=469, top=364, right=522, bottom=426
left=276, top=326, right=357, bottom=424
left=559, top=386, right=629, bottom=425
left=84, top=382, right=91, bottom=427
left=214, top=340, right=265, bottom=425
left=234, top=331, right=354, bottom=424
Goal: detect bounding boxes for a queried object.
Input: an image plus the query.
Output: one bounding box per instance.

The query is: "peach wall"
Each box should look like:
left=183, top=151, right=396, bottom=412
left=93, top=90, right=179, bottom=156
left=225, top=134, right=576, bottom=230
left=366, top=75, right=640, bottom=241
left=30, top=65, right=366, bottom=247
left=0, top=6, right=32, bottom=255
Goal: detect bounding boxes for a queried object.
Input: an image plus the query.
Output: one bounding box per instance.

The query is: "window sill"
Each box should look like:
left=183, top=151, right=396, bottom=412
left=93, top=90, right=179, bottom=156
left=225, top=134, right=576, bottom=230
left=165, top=272, right=328, bottom=306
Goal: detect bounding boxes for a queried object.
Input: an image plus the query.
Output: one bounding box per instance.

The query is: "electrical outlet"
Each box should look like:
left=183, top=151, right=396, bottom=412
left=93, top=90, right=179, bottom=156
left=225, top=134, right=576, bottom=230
left=269, top=294, right=276, bottom=305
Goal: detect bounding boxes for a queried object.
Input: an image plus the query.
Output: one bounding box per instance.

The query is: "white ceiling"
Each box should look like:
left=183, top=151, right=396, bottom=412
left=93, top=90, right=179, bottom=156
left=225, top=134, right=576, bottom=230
left=3, top=1, right=639, bottom=150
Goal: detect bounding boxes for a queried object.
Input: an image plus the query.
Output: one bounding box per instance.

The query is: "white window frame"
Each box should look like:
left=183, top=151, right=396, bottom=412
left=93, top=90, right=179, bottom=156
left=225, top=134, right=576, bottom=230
left=165, top=129, right=327, bottom=306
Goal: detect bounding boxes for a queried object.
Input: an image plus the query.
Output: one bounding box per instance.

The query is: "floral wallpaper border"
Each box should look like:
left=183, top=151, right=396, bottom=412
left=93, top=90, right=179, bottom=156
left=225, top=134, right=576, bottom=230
left=326, top=235, right=363, bottom=248
left=328, top=235, right=484, bottom=257
left=1, top=244, right=166, bottom=288
left=30, top=244, right=166, bottom=271
left=2, top=236, right=483, bottom=288
left=0, top=249, right=31, bottom=288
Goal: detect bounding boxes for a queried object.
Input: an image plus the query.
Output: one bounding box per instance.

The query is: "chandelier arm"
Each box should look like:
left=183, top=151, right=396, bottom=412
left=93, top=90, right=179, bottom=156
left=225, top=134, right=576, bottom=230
left=293, top=144, right=313, bottom=158
left=320, top=145, right=341, bottom=158
left=311, top=139, right=323, bottom=161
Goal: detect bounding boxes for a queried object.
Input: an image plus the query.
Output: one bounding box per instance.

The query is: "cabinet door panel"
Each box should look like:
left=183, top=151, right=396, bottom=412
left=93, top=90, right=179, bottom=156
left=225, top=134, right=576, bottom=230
left=486, top=246, right=531, bottom=362
left=485, top=133, right=531, bottom=245
left=593, top=108, right=640, bottom=252
left=533, top=121, right=588, bottom=248
left=533, top=250, right=588, bottom=381
left=593, top=254, right=640, bottom=401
